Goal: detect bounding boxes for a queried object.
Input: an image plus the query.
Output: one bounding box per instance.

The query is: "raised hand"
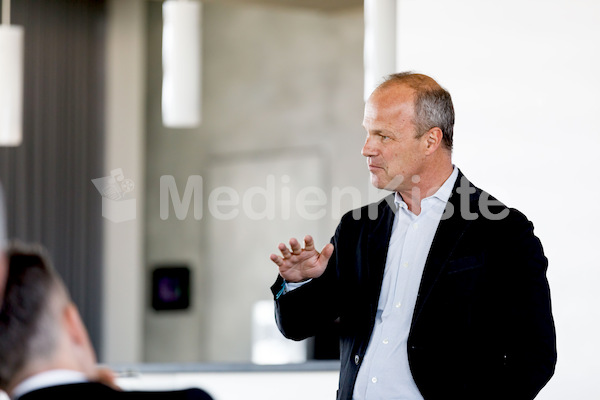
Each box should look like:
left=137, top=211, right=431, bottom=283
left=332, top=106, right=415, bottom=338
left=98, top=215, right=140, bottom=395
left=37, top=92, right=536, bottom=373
left=270, top=235, right=334, bottom=283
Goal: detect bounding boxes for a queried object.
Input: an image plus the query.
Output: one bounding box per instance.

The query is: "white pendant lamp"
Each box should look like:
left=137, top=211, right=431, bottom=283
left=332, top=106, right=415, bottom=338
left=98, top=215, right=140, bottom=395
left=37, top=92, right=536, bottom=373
left=363, top=0, right=397, bottom=100
left=0, top=0, right=24, bottom=146
left=162, top=0, right=202, bottom=128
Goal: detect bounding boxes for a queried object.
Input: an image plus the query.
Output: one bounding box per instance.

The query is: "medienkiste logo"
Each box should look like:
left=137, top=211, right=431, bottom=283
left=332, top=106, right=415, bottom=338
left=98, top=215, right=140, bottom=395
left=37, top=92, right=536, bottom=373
left=91, top=168, right=136, bottom=222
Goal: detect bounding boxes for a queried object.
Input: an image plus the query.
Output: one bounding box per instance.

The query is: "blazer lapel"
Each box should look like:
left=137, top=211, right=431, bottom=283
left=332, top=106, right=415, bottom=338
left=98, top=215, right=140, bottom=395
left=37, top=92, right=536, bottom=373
left=411, top=171, right=480, bottom=325
left=366, top=196, right=396, bottom=311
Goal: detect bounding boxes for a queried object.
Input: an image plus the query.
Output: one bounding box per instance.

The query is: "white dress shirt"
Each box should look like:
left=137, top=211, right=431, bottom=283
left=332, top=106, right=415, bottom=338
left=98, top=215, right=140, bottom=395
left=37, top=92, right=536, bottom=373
left=11, top=369, right=88, bottom=400
left=353, top=167, right=458, bottom=400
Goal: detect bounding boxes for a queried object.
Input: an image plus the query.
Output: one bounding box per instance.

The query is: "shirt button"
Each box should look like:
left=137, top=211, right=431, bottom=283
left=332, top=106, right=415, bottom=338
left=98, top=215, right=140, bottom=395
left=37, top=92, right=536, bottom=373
left=395, top=302, right=402, bottom=308
left=371, top=377, right=377, bottom=383
left=383, top=338, right=389, bottom=344
left=402, top=261, right=409, bottom=268
left=413, top=223, right=419, bottom=230
left=354, top=355, right=360, bottom=365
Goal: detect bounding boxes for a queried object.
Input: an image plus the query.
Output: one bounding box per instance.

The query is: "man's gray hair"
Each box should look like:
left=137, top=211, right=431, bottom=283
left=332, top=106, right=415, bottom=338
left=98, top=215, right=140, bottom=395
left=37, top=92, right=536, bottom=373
left=377, top=72, right=455, bottom=150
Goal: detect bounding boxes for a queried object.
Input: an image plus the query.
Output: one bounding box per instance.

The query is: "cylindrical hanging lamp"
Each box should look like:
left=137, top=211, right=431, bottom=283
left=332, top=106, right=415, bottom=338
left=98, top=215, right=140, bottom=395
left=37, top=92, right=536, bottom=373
left=363, top=0, right=396, bottom=100
left=162, top=0, right=202, bottom=128
left=0, top=0, right=24, bottom=146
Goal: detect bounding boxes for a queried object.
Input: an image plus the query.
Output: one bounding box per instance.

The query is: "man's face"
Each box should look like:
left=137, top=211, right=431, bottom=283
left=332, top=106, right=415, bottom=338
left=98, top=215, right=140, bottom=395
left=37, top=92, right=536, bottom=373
left=361, top=84, right=427, bottom=192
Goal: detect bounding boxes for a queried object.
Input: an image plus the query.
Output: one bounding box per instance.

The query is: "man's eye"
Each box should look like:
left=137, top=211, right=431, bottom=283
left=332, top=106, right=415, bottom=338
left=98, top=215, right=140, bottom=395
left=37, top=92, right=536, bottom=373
left=381, top=135, right=390, bottom=141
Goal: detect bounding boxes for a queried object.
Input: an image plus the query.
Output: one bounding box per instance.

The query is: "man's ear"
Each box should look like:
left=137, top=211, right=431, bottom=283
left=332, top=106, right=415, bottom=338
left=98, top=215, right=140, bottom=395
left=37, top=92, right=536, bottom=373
left=63, top=302, right=89, bottom=346
left=61, top=301, right=99, bottom=378
left=423, top=127, right=443, bottom=155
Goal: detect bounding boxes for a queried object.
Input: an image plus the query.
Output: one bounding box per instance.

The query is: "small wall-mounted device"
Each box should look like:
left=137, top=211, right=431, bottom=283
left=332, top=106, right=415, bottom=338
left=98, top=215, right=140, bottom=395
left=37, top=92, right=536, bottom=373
left=151, top=265, right=190, bottom=311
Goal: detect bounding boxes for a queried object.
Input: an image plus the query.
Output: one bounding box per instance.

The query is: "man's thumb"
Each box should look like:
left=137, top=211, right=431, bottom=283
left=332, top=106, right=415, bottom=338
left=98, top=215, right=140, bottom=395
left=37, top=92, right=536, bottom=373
left=320, top=243, right=334, bottom=263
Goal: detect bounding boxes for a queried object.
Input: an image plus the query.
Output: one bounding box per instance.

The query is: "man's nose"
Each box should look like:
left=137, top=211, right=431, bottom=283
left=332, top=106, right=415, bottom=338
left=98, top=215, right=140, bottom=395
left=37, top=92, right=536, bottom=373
left=361, top=136, right=376, bottom=157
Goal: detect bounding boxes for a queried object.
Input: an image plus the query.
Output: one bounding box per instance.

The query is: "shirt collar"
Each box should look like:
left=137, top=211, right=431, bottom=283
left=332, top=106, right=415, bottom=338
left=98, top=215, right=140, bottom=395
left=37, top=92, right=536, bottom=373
left=11, top=369, right=88, bottom=400
left=394, top=166, right=458, bottom=210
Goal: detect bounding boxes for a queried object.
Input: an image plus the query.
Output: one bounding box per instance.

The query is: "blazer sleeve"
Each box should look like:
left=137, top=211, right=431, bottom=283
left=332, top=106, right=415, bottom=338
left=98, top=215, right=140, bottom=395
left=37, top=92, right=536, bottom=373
left=497, top=208, right=557, bottom=399
left=270, top=218, right=345, bottom=341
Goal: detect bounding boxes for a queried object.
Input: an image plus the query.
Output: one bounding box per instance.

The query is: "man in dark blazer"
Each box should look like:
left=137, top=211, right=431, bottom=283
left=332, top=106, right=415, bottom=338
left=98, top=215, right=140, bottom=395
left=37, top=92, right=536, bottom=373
left=0, top=243, right=213, bottom=400
left=270, top=73, right=556, bottom=399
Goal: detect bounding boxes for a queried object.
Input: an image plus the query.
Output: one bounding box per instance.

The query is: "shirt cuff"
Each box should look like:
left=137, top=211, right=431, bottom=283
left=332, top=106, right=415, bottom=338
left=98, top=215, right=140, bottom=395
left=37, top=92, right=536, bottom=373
left=286, top=279, right=312, bottom=291
left=275, top=279, right=312, bottom=299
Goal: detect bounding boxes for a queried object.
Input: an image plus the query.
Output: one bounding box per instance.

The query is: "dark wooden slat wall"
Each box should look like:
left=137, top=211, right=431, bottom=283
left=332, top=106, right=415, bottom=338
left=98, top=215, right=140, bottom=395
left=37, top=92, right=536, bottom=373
left=0, top=0, right=106, bottom=356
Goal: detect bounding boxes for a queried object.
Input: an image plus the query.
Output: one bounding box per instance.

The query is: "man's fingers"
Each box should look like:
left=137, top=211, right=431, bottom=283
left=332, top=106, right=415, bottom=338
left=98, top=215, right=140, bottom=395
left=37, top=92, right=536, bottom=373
left=270, top=254, right=283, bottom=266
left=278, top=243, right=291, bottom=258
left=289, top=237, right=302, bottom=255
left=271, top=236, right=330, bottom=281
left=94, top=366, right=121, bottom=391
left=304, top=235, right=315, bottom=252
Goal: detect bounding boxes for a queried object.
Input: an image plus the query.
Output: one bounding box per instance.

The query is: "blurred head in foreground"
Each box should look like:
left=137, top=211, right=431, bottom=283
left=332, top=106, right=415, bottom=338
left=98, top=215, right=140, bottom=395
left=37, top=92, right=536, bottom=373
left=0, top=243, right=97, bottom=395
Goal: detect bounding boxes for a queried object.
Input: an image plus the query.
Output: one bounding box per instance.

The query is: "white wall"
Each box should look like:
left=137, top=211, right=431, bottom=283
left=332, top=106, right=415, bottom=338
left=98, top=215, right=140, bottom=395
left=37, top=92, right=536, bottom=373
left=395, top=0, right=600, bottom=398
